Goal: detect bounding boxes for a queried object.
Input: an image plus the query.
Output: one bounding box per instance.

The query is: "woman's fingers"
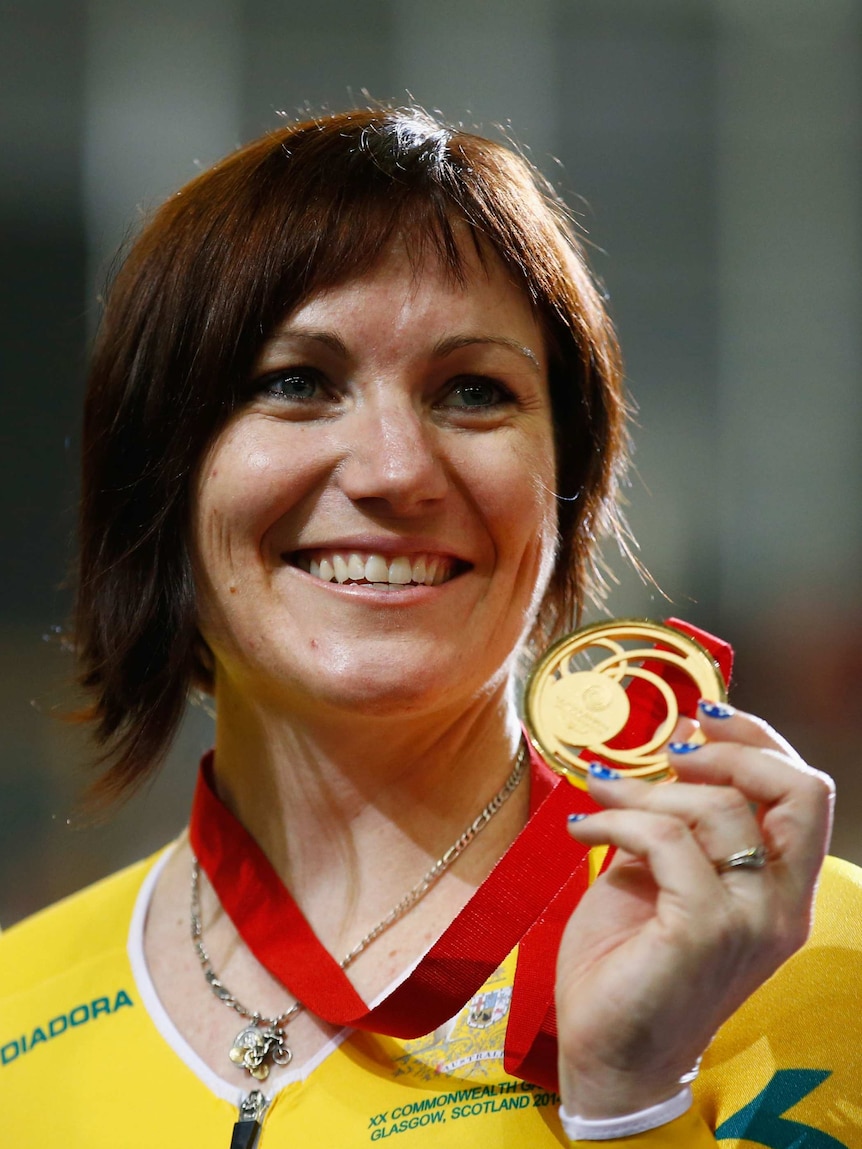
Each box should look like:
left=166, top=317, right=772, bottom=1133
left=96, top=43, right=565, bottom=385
left=669, top=711, right=834, bottom=881
left=672, top=702, right=832, bottom=800
left=584, top=773, right=763, bottom=871
left=633, top=701, right=830, bottom=858
left=573, top=700, right=833, bottom=921
left=556, top=704, right=834, bottom=1118
left=666, top=713, right=699, bottom=744
left=568, top=806, right=725, bottom=909
left=694, top=699, right=805, bottom=761
left=569, top=786, right=774, bottom=931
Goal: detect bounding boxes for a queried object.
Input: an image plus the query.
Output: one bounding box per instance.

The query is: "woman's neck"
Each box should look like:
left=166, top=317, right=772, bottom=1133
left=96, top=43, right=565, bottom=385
left=206, top=679, right=530, bottom=956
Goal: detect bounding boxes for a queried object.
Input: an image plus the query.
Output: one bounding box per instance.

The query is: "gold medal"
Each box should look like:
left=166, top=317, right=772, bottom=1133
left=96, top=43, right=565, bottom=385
left=524, top=619, right=727, bottom=785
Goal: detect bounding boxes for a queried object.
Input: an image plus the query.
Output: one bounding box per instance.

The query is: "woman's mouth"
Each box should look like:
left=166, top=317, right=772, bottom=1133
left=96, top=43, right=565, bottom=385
left=289, top=551, right=464, bottom=589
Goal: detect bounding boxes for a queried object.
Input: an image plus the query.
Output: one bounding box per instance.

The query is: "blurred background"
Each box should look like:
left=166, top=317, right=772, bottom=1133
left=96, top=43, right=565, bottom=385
left=2, top=0, right=860, bottom=927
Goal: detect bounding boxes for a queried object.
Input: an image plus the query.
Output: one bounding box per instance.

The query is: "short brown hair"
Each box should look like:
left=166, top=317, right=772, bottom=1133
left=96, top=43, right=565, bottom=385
left=76, top=106, right=629, bottom=800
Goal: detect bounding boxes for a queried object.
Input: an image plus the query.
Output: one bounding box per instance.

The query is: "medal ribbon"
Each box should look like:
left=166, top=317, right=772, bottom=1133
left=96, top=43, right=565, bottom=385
left=189, top=618, right=732, bottom=1091
left=190, top=748, right=598, bottom=1036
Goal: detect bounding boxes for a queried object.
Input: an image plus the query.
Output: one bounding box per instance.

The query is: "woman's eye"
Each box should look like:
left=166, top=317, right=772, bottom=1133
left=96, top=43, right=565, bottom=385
left=439, top=377, right=509, bottom=409
left=258, top=368, right=326, bottom=401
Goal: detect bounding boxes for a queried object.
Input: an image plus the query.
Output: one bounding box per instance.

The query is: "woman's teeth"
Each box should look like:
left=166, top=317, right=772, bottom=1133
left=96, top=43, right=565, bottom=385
left=295, top=552, right=452, bottom=587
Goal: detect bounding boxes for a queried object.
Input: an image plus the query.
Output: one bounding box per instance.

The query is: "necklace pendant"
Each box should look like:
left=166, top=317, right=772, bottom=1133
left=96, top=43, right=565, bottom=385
left=230, top=1023, right=292, bottom=1080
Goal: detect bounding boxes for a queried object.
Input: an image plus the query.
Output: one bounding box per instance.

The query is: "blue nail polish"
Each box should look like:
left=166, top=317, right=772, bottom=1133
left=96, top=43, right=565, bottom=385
left=698, top=700, right=734, bottom=719
left=568, top=813, right=588, bottom=823
left=588, top=761, right=621, bottom=780
left=669, top=741, right=701, bottom=754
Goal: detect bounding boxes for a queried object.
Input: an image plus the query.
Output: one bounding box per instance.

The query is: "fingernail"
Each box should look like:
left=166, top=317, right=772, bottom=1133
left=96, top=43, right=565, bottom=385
left=698, top=700, right=734, bottom=719
left=568, top=813, right=589, bottom=823
left=588, top=761, right=621, bottom=780
left=669, top=741, right=701, bottom=755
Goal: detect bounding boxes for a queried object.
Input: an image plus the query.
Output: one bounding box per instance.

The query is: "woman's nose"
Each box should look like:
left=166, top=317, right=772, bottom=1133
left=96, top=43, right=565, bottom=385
left=337, top=399, right=448, bottom=513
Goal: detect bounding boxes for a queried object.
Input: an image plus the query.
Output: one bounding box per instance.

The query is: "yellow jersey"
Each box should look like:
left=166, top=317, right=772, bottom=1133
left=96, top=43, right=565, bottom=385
left=1, top=849, right=860, bottom=1147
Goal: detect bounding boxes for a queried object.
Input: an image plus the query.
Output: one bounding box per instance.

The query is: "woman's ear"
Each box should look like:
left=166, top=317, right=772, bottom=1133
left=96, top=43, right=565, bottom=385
left=190, top=631, right=216, bottom=695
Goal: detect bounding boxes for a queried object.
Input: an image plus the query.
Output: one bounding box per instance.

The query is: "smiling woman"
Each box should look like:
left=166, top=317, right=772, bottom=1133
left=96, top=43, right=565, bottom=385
left=73, top=107, right=625, bottom=803
left=0, top=107, right=859, bottom=1149
left=193, top=242, right=556, bottom=725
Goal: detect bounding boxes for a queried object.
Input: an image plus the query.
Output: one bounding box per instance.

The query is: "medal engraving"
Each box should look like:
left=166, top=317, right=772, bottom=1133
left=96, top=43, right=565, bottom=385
left=548, top=669, right=630, bottom=746
left=525, top=620, right=727, bottom=784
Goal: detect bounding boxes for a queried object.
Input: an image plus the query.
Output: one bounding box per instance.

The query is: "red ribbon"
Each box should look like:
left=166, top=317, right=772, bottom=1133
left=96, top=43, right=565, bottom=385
left=190, top=749, right=598, bottom=1035
left=189, top=618, right=733, bottom=1091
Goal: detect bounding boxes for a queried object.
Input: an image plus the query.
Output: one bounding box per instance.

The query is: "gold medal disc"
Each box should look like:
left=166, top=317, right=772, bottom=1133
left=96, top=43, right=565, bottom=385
left=524, top=619, right=727, bottom=785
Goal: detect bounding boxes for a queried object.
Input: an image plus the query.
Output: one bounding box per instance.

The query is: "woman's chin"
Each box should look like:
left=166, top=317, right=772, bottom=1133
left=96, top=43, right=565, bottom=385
left=232, top=658, right=494, bottom=725
left=292, top=665, right=477, bottom=720
left=207, top=619, right=520, bottom=725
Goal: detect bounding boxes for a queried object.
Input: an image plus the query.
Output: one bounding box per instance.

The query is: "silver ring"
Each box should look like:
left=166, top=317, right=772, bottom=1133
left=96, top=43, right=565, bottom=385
left=715, top=845, right=768, bottom=874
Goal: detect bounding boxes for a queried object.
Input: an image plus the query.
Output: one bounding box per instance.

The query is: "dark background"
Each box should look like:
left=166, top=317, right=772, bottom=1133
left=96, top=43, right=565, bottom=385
left=2, top=0, right=860, bottom=926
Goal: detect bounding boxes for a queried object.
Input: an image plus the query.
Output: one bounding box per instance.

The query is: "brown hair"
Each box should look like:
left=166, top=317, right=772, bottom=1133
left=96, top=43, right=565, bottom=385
left=76, top=106, right=629, bottom=800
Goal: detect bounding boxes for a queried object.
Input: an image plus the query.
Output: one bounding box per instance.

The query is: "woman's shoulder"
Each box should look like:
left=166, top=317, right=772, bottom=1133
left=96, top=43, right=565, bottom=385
left=812, top=853, right=862, bottom=942
left=0, top=849, right=167, bottom=1001
left=695, top=855, right=862, bottom=1143
left=715, top=850, right=862, bottom=1015
left=740, top=852, right=862, bottom=995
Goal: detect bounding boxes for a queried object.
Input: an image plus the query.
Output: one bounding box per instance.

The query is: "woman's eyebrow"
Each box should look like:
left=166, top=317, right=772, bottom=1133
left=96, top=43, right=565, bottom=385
left=432, top=334, right=542, bottom=371
left=262, top=328, right=349, bottom=357
left=260, top=329, right=542, bottom=370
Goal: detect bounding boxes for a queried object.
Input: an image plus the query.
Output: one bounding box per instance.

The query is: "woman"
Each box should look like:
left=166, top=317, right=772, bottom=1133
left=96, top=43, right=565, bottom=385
left=1, top=107, right=859, bottom=1147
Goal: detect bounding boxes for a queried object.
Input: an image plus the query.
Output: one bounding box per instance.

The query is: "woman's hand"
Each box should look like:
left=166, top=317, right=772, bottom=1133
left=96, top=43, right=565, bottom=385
left=556, top=701, right=834, bottom=1119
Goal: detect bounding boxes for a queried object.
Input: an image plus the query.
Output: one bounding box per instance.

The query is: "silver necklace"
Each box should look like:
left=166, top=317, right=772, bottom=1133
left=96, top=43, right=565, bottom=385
left=191, top=738, right=528, bottom=1081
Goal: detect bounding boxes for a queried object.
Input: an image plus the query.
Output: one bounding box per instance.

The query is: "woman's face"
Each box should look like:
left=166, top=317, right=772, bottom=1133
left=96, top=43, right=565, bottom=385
left=193, top=239, right=558, bottom=720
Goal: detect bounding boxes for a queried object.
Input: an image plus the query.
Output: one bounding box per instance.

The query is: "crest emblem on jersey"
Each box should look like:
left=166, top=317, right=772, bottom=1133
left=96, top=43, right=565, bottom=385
left=466, top=987, right=512, bottom=1029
